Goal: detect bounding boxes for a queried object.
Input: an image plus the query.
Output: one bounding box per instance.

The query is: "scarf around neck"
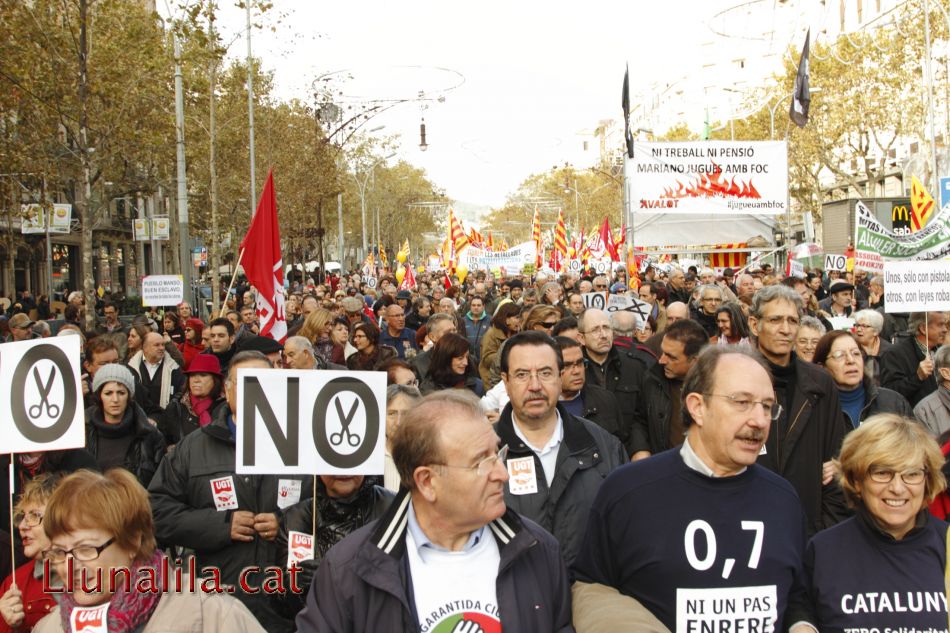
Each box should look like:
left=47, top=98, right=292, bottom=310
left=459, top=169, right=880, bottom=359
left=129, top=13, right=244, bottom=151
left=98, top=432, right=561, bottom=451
left=189, top=394, right=215, bottom=427
left=59, top=550, right=165, bottom=633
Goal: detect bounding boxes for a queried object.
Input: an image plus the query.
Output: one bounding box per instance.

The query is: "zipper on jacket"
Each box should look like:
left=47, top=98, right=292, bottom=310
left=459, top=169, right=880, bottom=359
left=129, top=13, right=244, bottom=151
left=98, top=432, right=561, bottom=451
left=779, top=400, right=810, bottom=470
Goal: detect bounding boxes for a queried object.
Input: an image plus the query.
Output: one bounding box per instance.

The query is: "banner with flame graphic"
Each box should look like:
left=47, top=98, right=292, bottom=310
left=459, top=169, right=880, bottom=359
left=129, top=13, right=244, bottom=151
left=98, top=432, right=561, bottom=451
left=630, top=141, right=788, bottom=215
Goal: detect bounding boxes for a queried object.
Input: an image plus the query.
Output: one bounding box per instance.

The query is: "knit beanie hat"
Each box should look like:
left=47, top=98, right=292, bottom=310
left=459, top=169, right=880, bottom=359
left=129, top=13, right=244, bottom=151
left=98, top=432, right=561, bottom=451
left=92, top=363, right=136, bottom=396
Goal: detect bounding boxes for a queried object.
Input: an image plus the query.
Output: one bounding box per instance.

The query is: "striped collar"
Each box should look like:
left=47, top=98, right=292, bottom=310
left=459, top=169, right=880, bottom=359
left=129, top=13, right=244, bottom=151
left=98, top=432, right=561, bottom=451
left=372, top=489, right=522, bottom=558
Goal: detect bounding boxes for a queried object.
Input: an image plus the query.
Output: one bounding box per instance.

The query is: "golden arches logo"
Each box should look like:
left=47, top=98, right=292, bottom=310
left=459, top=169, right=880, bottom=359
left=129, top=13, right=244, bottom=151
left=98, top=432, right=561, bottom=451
left=892, top=205, right=909, bottom=222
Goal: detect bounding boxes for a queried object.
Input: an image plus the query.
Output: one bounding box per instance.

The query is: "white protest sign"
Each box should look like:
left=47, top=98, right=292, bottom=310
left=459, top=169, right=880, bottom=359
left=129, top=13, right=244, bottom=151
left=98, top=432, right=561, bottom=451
left=236, top=369, right=386, bottom=475
left=882, top=260, right=950, bottom=313
left=827, top=316, right=855, bottom=331
left=364, top=277, right=377, bottom=290
left=823, top=254, right=847, bottom=272
left=675, top=585, right=777, bottom=633
left=0, top=337, right=85, bottom=454
left=567, top=259, right=582, bottom=273
left=592, top=259, right=611, bottom=275
left=582, top=291, right=608, bottom=310
left=141, top=275, right=184, bottom=307
left=631, top=141, right=788, bottom=215
left=605, top=294, right=652, bottom=321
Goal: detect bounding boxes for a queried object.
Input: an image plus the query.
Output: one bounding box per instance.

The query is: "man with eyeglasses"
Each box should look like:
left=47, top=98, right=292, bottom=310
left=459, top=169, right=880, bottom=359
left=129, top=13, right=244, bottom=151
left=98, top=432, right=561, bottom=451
left=689, top=284, right=724, bottom=338
left=555, top=336, right=624, bottom=446
left=749, top=285, right=849, bottom=535
left=580, top=309, right=654, bottom=459
left=592, top=276, right=610, bottom=293
left=379, top=303, right=419, bottom=360
left=296, top=390, right=574, bottom=632
left=572, top=346, right=810, bottom=632
left=493, top=331, right=625, bottom=567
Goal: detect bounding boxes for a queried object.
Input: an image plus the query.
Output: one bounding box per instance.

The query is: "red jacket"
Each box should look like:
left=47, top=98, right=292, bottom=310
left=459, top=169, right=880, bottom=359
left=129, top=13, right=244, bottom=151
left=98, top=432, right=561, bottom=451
left=0, top=561, right=57, bottom=632
left=178, top=341, right=206, bottom=371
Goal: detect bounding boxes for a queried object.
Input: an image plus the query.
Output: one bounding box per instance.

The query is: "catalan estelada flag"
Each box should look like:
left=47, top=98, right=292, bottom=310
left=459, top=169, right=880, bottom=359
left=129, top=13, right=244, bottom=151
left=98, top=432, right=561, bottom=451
left=910, top=176, right=936, bottom=232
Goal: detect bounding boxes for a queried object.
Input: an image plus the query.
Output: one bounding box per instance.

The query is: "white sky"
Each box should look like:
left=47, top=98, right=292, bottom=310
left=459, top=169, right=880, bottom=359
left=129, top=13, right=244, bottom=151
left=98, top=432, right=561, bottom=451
left=185, top=0, right=815, bottom=212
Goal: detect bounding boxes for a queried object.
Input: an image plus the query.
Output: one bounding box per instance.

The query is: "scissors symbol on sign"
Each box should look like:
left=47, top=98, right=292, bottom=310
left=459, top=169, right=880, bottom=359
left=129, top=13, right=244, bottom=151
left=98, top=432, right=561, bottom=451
left=28, top=367, right=60, bottom=420
left=329, top=397, right=361, bottom=447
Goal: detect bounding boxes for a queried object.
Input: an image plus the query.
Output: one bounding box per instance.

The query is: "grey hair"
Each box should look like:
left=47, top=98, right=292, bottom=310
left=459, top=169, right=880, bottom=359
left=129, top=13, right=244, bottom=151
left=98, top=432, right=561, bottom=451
left=284, top=335, right=314, bottom=356
left=699, top=284, right=724, bottom=300
left=426, top=312, right=455, bottom=330
left=935, top=345, right=950, bottom=372
left=853, top=309, right=884, bottom=334
left=908, top=312, right=936, bottom=336
left=750, top=284, right=803, bottom=318
left=226, top=350, right=271, bottom=382
left=386, top=384, right=422, bottom=402
left=682, top=346, right=770, bottom=427
left=609, top=310, right=639, bottom=336
left=799, top=315, right=826, bottom=335
left=32, top=321, right=51, bottom=337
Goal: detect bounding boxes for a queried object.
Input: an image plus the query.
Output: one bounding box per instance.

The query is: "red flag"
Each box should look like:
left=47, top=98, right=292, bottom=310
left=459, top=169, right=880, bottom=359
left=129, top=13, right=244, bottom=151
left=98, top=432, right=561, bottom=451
left=599, top=218, right=620, bottom=261
left=399, top=264, right=417, bottom=290
left=239, top=169, right=286, bottom=341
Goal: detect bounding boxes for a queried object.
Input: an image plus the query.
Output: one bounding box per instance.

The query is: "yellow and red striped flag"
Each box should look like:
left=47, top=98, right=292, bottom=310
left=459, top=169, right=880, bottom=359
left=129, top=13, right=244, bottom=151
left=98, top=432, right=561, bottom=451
left=449, top=209, right=469, bottom=253
left=531, top=206, right=542, bottom=267
left=910, top=176, right=936, bottom=232
left=708, top=244, right=748, bottom=269
left=486, top=231, right=494, bottom=251
left=554, top=209, right=568, bottom=271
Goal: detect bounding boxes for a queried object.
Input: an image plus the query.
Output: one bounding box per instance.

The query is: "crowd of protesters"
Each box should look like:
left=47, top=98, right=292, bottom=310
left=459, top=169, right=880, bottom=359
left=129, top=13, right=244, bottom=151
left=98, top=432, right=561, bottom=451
left=0, top=260, right=949, bottom=632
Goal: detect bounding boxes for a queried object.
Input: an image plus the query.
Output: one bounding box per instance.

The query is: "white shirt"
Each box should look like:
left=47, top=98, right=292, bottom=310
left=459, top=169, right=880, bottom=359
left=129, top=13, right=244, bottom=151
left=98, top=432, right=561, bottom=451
left=512, top=410, right=563, bottom=487
left=679, top=434, right=747, bottom=477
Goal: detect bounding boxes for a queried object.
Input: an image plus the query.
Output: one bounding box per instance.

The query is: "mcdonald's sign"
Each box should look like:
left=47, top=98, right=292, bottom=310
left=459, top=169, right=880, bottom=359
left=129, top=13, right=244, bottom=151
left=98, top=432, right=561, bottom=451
left=891, top=202, right=911, bottom=234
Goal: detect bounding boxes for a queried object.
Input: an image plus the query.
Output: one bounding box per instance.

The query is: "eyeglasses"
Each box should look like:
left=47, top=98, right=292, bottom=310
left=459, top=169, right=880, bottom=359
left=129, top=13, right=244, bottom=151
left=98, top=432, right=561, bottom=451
left=13, top=510, right=43, bottom=528
left=827, top=349, right=863, bottom=362
left=434, top=445, right=509, bottom=477
left=540, top=321, right=558, bottom=329
left=868, top=466, right=926, bottom=485
left=45, top=537, right=116, bottom=563
left=561, top=359, right=585, bottom=371
left=581, top=325, right=612, bottom=335
left=401, top=378, right=419, bottom=387
left=703, top=393, right=783, bottom=421
left=594, top=285, right=607, bottom=290
left=507, top=368, right=559, bottom=384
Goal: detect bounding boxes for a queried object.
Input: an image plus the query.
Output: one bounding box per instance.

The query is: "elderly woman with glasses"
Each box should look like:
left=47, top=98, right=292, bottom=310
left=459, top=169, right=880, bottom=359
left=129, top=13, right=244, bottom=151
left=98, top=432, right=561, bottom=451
left=852, top=309, right=891, bottom=386
left=795, top=316, right=826, bottom=363
left=0, top=474, right=61, bottom=633
left=33, top=469, right=264, bottom=633
left=814, top=330, right=912, bottom=430
left=794, top=414, right=948, bottom=632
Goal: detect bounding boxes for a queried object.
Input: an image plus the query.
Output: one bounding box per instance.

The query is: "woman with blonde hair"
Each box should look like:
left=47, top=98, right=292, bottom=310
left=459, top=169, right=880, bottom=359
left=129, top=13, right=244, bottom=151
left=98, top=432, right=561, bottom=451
left=298, top=307, right=334, bottom=365
left=521, top=304, right=562, bottom=336
left=0, top=474, right=62, bottom=632
left=796, top=414, right=948, bottom=631
left=33, top=469, right=264, bottom=633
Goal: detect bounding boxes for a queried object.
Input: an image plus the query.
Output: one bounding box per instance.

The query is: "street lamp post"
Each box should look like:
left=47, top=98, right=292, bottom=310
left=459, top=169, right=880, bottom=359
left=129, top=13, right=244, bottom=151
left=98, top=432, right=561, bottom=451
left=353, top=153, right=396, bottom=261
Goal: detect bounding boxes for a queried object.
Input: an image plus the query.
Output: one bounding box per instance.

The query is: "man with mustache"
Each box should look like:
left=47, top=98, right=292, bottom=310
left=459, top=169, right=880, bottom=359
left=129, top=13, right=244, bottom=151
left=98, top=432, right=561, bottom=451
left=572, top=346, right=811, bottom=632
left=749, top=285, right=849, bottom=536
left=494, top=331, right=626, bottom=567
left=296, top=391, right=574, bottom=632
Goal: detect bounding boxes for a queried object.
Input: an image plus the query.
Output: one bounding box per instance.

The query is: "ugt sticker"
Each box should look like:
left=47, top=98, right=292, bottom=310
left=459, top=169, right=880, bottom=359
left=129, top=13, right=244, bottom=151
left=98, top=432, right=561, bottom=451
left=210, top=476, right=238, bottom=511
left=70, top=604, right=109, bottom=633
left=287, top=530, right=314, bottom=568
left=506, top=456, right=538, bottom=495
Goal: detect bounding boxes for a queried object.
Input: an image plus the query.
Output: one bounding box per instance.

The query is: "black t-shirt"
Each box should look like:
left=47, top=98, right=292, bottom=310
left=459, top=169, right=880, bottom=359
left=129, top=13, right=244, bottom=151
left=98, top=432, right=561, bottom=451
left=573, top=448, right=808, bottom=631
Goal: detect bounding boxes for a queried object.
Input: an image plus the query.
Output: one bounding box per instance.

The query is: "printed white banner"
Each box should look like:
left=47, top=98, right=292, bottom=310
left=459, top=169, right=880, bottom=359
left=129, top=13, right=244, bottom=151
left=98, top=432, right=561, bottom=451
left=675, top=585, right=777, bottom=633
left=49, top=204, right=72, bottom=234
left=236, top=369, right=386, bottom=475
left=133, top=218, right=150, bottom=241
left=883, top=260, right=950, bottom=313
left=0, top=337, right=85, bottom=454
left=20, top=204, right=46, bottom=234
left=458, top=241, right=537, bottom=272
left=855, top=200, right=950, bottom=272
left=151, top=216, right=170, bottom=240
left=141, top=275, right=184, bottom=307
left=631, top=141, right=788, bottom=215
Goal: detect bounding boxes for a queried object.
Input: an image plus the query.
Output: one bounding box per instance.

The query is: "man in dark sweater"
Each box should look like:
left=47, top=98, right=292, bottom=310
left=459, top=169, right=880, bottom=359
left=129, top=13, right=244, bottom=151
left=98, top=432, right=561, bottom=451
left=749, top=285, right=849, bottom=535
left=202, top=317, right=237, bottom=373
left=572, top=346, right=810, bottom=632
